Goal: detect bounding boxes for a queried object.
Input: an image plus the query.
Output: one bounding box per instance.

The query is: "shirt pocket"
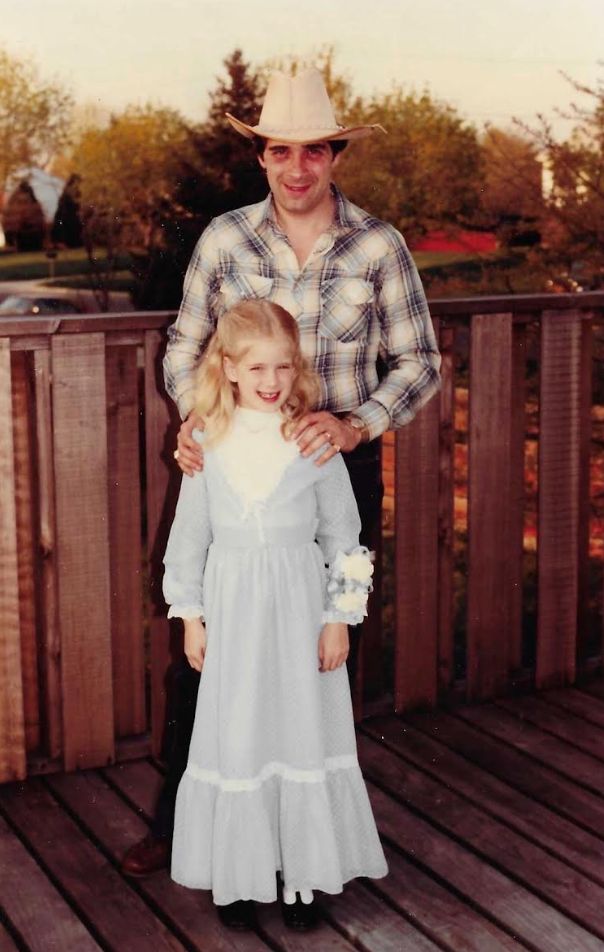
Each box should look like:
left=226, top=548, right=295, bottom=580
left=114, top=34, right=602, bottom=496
left=218, top=273, right=274, bottom=311
left=319, top=278, right=374, bottom=343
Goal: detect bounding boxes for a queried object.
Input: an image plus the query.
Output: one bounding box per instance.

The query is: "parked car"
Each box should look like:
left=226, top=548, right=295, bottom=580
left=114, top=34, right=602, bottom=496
left=0, top=294, right=82, bottom=316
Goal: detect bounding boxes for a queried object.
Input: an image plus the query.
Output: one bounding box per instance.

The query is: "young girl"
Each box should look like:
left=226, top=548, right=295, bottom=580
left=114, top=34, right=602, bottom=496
left=163, top=299, right=387, bottom=930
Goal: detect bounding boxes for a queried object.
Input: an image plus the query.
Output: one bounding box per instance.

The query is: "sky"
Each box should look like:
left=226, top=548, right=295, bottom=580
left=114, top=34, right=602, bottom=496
left=3, top=0, right=603, bottom=139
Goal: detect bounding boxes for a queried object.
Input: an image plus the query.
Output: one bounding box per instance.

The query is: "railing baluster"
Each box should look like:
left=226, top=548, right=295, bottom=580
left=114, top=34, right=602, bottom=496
left=0, top=339, right=26, bottom=781
left=509, top=323, right=528, bottom=671
left=537, top=311, right=582, bottom=688
left=52, top=333, right=115, bottom=770
left=577, top=317, right=593, bottom=662
left=34, top=349, right=62, bottom=759
left=437, top=324, right=456, bottom=694
left=394, top=391, right=440, bottom=711
left=12, top=351, right=40, bottom=751
left=106, top=345, right=146, bottom=736
left=467, top=313, right=514, bottom=700
left=144, top=330, right=179, bottom=756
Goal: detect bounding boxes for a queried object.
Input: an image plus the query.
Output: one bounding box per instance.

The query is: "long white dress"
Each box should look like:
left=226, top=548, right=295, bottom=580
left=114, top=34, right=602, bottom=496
left=164, top=407, right=388, bottom=905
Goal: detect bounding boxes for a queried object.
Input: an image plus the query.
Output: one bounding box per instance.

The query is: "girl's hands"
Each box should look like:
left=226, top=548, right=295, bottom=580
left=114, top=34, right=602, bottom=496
left=318, top=622, right=349, bottom=672
left=184, top=618, right=207, bottom=672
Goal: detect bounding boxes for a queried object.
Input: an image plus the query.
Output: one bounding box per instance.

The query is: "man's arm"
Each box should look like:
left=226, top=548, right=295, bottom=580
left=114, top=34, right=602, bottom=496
left=164, top=224, right=221, bottom=474
left=295, top=231, right=440, bottom=463
left=163, top=224, right=220, bottom=421
left=353, top=231, right=441, bottom=440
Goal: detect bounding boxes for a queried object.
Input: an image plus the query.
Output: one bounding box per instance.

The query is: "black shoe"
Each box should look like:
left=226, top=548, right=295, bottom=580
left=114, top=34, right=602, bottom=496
left=281, top=895, right=319, bottom=931
left=216, top=900, right=256, bottom=931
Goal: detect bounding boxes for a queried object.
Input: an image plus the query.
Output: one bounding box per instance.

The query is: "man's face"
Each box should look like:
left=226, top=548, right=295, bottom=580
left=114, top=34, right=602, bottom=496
left=258, top=140, right=340, bottom=218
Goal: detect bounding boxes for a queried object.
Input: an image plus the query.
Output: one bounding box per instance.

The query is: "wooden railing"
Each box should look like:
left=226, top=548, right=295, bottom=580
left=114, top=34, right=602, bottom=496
left=1, top=292, right=603, bottom=783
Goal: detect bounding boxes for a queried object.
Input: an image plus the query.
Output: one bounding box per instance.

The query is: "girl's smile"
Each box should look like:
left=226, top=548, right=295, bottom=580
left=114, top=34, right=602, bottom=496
left=224, top=336, right=296, bottom=413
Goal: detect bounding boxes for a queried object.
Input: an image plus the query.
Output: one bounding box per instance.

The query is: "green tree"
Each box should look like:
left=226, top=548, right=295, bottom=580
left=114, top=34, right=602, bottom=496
left=176, top=49, right=267, bottom=228
left=479, top=126, right=544, bottom=244
left=518, top=73, right=604, bottom=280
left=0, top=48, right=73, bottom=194
left=336, top=88, right=483, bottom=240
left=65, top=105, right=196, bottom=309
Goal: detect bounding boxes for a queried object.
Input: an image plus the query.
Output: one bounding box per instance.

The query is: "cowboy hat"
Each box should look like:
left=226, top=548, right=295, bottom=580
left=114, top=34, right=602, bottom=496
left=226, top=68, right=385, bottom=143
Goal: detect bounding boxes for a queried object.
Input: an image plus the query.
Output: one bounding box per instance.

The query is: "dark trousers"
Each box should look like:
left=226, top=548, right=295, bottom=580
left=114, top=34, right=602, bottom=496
left=152, top=442, right=383, bottom=839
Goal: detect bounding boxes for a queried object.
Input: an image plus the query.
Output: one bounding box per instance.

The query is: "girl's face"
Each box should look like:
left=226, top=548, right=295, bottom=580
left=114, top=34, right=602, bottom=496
left=224, top=335, right=296, bottom=413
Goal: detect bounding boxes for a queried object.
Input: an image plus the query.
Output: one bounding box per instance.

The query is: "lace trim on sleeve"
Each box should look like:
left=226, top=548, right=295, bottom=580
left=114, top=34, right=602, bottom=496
left=322, top=545, right=374, bottom=625
left=167, top=604, right=205, bottom=621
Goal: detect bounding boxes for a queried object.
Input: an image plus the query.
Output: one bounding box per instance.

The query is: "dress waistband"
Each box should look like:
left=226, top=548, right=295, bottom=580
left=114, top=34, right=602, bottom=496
left=212, top=525, right=316, bottom=548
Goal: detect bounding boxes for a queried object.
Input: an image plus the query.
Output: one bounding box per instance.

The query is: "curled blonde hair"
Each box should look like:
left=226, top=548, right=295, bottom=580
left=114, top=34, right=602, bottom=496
left=194, top=299, right=319, bottom=446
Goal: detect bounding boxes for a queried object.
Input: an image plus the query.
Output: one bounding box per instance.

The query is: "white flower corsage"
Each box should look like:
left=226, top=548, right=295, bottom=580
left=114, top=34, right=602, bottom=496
left=323, top=545, right=374, bottom=624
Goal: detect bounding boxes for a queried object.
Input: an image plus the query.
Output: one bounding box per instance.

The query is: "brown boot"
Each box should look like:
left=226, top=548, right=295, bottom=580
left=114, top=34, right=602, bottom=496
left=120, top=832, right=170, bottom=877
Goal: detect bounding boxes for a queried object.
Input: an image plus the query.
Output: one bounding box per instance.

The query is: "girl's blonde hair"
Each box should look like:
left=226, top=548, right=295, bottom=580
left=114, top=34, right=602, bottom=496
left=194, top=299, right=319, bottom=446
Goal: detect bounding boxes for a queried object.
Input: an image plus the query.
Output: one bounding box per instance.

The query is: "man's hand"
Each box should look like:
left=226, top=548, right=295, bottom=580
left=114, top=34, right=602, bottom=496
left=293, top=412, right=362, bottom=466
left=318, top=622, right=349, bottom=672
left=176, top=412, right=204, bottom=476
left=184, top=617, right=207, bottom=672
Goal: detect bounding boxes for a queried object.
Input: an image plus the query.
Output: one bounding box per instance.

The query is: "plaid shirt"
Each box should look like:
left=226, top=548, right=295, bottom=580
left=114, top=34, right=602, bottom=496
left=163, top=186, right=440, bottom=440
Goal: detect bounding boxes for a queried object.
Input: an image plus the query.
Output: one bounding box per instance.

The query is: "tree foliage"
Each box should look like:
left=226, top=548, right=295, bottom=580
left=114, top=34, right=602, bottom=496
left=175, top=49, right=267, bottom=229
left=336, top=88, right=483, bottom=240
left=480, top=127, right=543, bottom=222
left=516, top=72, right=604, bottom=277
left=0, top=48, right=73, bottom=193
left=71, top=104, right=195, bottom=242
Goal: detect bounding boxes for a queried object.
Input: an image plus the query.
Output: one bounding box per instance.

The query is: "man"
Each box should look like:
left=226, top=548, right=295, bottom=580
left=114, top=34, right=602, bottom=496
left=121, top=67, right=440, bottom=909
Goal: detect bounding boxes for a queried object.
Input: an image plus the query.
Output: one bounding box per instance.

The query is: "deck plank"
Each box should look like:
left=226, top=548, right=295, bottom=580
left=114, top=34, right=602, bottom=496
left=406, top=709, right=604, bottom=837
left=369, top=781, right=587, bottom=950
left=495, top=694, right=604, bottom=760
left=0, top=813, right=100, bottom=951
left=0, top=922, right=19, bottom=952
left=103, top=758, right=163, bottom=818
left=362, top=742, right=604, bottom=950
left=454, top=702, right=604, bottom=794
left=363, top=716, right=604, bottom=886
left=0, top=779, right=185, bottom=952
left=374, top=844, right=522, bottom=951
left=323, top=882, right=441, bottom=952
left=542, top=688, right=604, bottom=728
left=46, top=770, right=270, bottom=952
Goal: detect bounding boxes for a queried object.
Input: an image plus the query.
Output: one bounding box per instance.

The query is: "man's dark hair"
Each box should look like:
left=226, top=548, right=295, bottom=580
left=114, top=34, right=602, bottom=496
left=253, top=136, right=348, bottom=158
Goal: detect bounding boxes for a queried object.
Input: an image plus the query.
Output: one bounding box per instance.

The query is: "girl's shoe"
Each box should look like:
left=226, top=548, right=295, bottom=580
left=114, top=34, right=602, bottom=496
left=216, top=900, right=257, bottom=931
left=280, top=894, right=319, bottom=931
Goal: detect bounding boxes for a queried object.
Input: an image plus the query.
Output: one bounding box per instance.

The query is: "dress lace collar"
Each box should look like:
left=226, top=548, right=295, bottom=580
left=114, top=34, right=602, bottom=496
left=214, top=408, right=300, bottom=512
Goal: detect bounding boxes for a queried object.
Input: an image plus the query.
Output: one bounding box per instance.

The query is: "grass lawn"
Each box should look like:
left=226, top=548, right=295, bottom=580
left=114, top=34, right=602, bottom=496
left=0, top=248, right=134, bottom=282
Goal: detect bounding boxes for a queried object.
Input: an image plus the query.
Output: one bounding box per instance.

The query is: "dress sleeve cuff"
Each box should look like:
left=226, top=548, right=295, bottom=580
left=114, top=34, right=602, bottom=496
left=323, top=546, right=374, bottom=625
left=167, top=604, right=204, bottom=620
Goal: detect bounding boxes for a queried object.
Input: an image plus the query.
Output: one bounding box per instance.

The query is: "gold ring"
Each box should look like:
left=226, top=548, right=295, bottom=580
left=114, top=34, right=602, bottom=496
left=173, top=449, right=180, bottom=461
left=333, top=443, right=341, bottom=453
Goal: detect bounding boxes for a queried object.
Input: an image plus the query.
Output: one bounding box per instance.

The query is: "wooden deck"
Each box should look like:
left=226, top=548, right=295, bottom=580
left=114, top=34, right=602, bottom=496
left=2, top=683, right=604, bottom=952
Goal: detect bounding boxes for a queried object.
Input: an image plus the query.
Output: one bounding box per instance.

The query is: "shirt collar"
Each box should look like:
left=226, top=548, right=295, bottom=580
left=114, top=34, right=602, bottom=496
left=258, top=184, right=370, bottom=239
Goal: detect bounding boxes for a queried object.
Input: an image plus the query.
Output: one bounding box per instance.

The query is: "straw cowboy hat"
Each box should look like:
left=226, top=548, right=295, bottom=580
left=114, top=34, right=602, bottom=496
left=226, top=68, right=385, bottom=143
